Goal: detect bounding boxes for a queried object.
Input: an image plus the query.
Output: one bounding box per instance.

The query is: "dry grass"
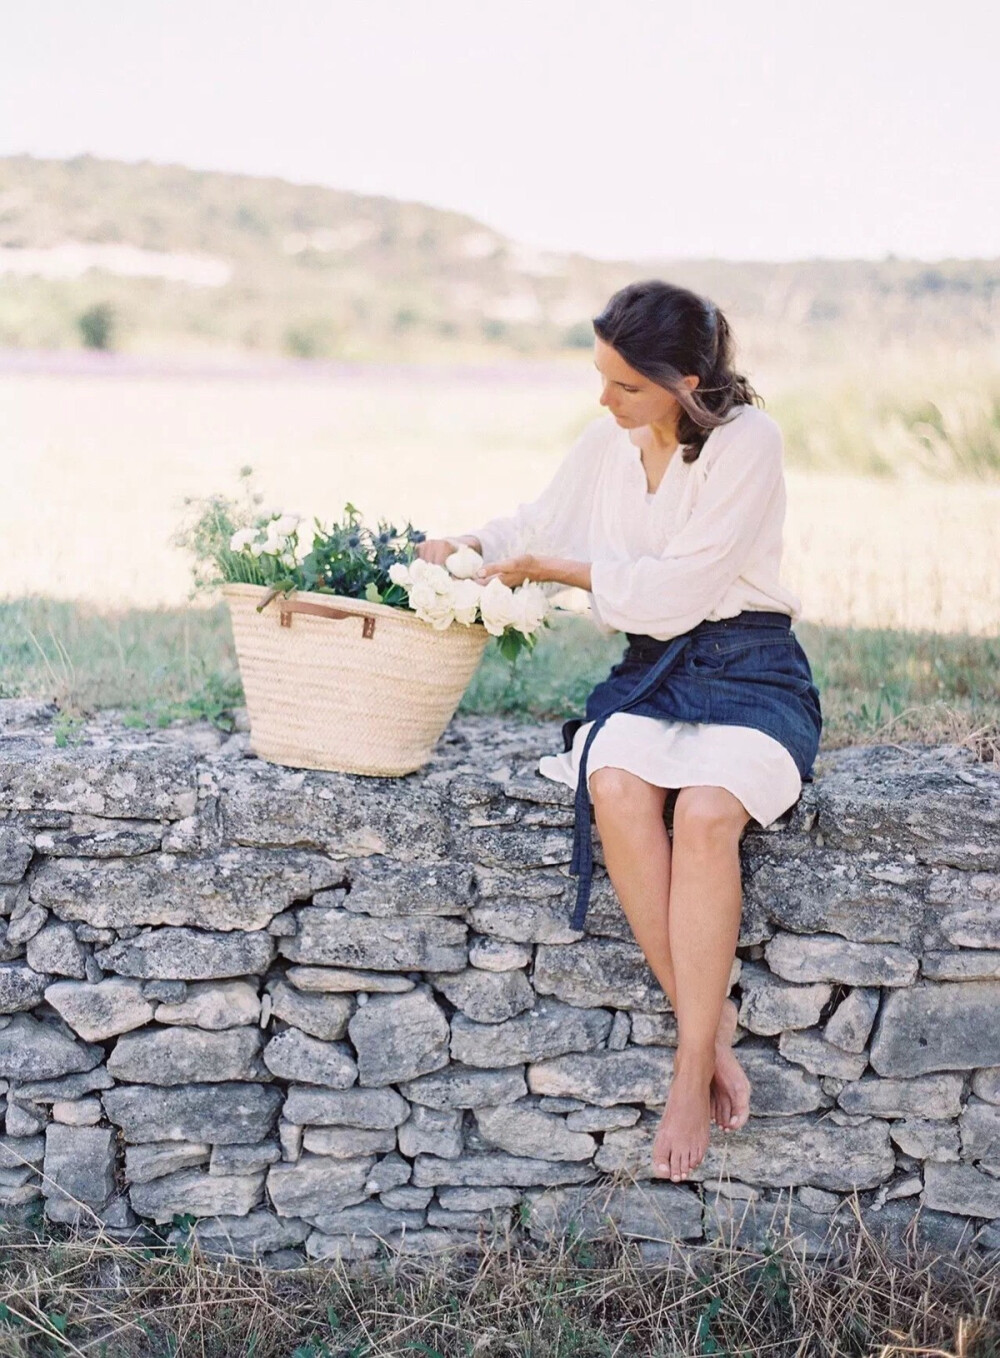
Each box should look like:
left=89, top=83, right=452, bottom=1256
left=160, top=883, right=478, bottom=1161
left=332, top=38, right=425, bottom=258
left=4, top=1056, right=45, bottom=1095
left=3, top=601, right=998, bottom=761
left=0, top=1189, right=998, bottom=1358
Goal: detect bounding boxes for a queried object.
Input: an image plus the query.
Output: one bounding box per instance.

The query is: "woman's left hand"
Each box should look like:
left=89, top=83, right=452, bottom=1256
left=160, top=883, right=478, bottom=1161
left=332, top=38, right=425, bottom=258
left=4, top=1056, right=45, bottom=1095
left=474, top=554, right=543, bottom=588
left=474, top=555, right=592, bottom=591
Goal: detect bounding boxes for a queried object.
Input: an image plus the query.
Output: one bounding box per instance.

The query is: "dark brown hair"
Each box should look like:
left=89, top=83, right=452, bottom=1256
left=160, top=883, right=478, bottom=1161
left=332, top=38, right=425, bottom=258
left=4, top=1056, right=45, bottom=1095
left=592, top=279, right=763, bottom=462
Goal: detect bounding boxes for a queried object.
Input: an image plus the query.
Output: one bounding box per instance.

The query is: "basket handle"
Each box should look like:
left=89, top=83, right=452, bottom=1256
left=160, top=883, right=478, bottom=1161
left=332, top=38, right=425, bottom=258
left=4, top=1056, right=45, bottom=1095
left=278, top=599, right=376, bottom=639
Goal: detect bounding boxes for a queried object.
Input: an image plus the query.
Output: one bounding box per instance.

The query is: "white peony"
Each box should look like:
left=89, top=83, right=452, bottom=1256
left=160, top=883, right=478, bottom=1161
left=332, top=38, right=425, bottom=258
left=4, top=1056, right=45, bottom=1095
left=509, top=582, right=549, bottom=634
left=229, top=528, right=257, bottom=552
left=478, top=577, right=521, bottom=637
left=388, top=561, right=412, bottom=587
left=408, top=558, right=452, bottom=589
left=445, top=544, right=484, bottom=579
left=273, top=513, right=301, bottom=537
left=449, top=577, right=483, bottom=625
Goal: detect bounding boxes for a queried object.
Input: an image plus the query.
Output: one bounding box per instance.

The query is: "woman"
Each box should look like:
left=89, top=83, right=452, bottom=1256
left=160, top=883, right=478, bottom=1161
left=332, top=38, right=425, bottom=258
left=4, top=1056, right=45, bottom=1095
left=416, top=280, right=822, bottom=1188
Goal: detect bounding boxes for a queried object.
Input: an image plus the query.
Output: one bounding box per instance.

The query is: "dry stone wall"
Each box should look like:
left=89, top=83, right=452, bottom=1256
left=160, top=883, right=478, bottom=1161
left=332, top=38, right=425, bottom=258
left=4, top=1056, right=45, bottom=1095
left=1, top=697, right=1000, bottom=1267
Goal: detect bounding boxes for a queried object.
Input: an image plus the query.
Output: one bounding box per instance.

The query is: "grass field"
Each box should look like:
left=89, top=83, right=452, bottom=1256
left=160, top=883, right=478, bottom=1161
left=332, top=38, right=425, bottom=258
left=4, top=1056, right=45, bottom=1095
left=3, top=597, right=998, bottom=761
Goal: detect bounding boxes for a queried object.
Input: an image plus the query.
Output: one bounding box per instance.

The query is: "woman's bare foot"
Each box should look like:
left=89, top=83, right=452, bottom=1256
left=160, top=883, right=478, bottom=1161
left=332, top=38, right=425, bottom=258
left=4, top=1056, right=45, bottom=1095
left=709, top=997, right=751, bottom=1132
left=651, top=1052, right=713, bottom=1182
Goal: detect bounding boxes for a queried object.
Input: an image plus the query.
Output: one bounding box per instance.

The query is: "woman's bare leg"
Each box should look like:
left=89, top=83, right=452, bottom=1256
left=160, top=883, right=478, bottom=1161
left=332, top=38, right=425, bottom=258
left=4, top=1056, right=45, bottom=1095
left=648, top=784, right=752, bottom=1182
left=588, top=769, right=751, bottom=1137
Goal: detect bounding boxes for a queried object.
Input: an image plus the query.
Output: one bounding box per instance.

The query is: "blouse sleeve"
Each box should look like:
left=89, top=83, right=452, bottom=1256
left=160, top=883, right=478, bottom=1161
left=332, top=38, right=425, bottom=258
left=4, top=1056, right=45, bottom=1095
left=589, top=410, right=786, bottom=639
left=463, top=417, right=607, bottom=565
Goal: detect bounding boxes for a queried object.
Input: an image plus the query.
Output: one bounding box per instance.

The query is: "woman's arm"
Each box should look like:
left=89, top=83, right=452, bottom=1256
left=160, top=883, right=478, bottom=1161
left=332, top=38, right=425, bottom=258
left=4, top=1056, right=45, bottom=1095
left=587, top=413, right=786, bottom=638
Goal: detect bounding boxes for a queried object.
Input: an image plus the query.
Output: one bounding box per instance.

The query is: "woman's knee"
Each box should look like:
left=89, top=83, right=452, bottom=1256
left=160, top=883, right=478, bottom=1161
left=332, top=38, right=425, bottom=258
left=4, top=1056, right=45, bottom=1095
left=588, top=766, right=667, bottom=815
left=672, top=785, right=751, bottom=843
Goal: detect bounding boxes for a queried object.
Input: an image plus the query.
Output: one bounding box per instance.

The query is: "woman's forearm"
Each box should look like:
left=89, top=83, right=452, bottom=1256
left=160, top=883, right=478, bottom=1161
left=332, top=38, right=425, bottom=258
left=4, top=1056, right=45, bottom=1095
left=536, top=557, right=592, bottom=591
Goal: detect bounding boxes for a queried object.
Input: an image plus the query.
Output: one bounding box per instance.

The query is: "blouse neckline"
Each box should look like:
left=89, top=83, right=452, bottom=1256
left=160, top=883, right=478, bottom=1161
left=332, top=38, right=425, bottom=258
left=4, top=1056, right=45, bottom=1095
left=625, top=426, right=686, bottom=500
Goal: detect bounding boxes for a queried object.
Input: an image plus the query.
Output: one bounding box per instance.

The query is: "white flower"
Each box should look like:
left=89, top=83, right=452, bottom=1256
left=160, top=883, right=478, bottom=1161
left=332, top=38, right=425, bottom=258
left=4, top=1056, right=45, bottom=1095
left=388, top=562, right=412, bottom=587
left=450, top=577, right=483, bottom=625
left=408, top=558, right=452, bottom=589
left=273, top=513, right=301, bottom=537
left=279, top=550, right=296, bottom=569
left=445, top=545, right=483, bottom=579
left=478, top=577, right=521, bottom=637
left=229, top=528, right=257, bottom=552
left=249, top=541, right=266, bottom=558
left=510, top=582, right=550, bottom=634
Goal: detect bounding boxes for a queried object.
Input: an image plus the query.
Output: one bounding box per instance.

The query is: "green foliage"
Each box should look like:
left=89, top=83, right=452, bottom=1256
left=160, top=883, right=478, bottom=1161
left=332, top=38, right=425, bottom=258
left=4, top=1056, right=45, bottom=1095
left=77, top=301, right=115, bottom=349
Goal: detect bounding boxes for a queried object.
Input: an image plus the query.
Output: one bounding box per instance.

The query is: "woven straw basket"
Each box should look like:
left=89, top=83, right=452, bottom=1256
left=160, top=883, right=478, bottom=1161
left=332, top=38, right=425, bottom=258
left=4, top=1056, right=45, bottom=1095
left=223, top=582, right=491, bottom=775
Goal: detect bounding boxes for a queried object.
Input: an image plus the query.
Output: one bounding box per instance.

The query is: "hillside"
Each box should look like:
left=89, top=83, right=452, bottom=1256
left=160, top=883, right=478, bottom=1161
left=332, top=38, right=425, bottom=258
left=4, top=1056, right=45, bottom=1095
left=0, top=153, right=997, bottom=363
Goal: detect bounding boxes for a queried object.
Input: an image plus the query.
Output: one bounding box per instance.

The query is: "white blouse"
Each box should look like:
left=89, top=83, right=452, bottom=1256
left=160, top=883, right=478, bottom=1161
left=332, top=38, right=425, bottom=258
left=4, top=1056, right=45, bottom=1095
left=466, top=403, right=803, bottom=642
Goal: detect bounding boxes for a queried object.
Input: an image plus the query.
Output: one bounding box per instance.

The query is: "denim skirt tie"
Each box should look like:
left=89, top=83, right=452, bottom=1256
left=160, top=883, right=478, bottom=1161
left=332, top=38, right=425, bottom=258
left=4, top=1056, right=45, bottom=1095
left=560, top=609, right=822, bottom=931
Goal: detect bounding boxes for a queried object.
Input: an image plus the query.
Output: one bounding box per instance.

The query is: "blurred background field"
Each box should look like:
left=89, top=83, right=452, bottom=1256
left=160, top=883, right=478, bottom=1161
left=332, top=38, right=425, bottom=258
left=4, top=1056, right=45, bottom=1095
left=1, top=155, right=998, bottom=753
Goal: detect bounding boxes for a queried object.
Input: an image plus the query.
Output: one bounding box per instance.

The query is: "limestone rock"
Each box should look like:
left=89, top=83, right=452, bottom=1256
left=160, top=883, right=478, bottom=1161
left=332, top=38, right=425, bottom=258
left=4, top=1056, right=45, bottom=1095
left=125, top=1141, right=211, bottom=1184
left=0, top=963, right=51, bottom=1014
left=167, top=1209, right=310, bottom=1259
left=836, top=1073, right=964, bottom=1119
left=42, top=1125, right=115, bottom=1209
left=736, top=962, right=832, bottom=1036
left=526, top=1047, right=673, bottom=1108
left=765, top=931, right=918, bottom=987
left=282, top=1085, right=410, bottom=1130
left=924, top=1161, right=1000, bottom=1217
left=45, top=978, right=155, bottom=1041
left=267, top=1153, right=376, bottom=1221
left=0, top=1015, right=102, bottom=1081
left=411, top=1151, right=600, bottom=1189
left=533, top=938, right=675, bottom=1011
left=346, top=987, right=450, bottom=1086
left=397, top=1105, right=463, bottom=1160
left=468, top=936, right=533, bottom=971
left=397, top=1064, right=528, bottom=1111
left=261, top=1028, right=358, bottom=1087
left=777, top=1029, right=869, bottom=1081
left=0, top=741, right=198, bottom=820
left=32, top=849, right=340, bottom=932
left=51, top=1098, right=102, bottom=1126
left=526, top=1179, right=703, bottom=1243
left=103, top=1082, right=282, bottom=1144
left=301, top=1126, right=397, bottom=1158
left=473, top=1101, right=596, bottom=1162
left=130, top=1169, right=265, bottom=1224
left=316, top=858, right=473, bottom=917
left=450, top=997, right=613, bottom=1068
left=601, top=1111, right=895, bottom=1189
left=280, top=907, right=467, bottom=972
left=96, top=927, right=275, bottom=980
left=266, top=979, right=351, bottom=1040
left=153, top=980, right=261, bottom=1030
left=869, top=980, right=1000, bottom=1076
left=823, top=988, right=880, bottom=1052
left=284, top=965, right=414, bottom=994
left=107, top=1026, right=266, bottom=1084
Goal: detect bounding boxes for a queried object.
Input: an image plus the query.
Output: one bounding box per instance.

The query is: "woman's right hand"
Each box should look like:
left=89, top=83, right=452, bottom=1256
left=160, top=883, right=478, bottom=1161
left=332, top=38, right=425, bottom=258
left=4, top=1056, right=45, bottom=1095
left=415, top=535, right=482, bottom=566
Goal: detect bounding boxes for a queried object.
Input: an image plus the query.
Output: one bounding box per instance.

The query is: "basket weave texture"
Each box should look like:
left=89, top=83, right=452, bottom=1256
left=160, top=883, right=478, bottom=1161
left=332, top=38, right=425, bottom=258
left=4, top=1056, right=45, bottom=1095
left=223, top=583, right=491, bottom=775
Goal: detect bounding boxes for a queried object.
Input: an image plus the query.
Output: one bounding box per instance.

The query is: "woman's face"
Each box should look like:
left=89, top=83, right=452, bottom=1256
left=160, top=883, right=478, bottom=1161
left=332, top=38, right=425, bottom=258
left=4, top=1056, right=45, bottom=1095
left=593, top=336, right=698, bottom=430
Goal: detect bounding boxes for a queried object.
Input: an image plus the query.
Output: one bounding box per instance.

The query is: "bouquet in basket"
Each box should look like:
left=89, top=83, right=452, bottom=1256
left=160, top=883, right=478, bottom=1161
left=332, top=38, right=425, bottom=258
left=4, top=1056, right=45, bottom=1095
left=176, top=469, right=553, bottom=664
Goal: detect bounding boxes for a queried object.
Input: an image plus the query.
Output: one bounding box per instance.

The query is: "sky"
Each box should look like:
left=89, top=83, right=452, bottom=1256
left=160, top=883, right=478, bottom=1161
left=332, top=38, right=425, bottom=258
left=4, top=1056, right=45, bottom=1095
left=2, top=0, right=997, bottom=263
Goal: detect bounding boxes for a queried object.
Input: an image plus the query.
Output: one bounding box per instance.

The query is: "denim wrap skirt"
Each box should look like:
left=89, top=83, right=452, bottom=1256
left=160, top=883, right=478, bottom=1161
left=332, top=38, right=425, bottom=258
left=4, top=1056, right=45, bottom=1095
left=560, top=609, right=822, bottom=931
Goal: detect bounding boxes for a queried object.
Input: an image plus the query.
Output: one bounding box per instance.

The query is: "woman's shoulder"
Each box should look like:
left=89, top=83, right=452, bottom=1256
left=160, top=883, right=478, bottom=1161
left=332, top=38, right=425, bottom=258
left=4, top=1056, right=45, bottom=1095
left=702, top=402, right=783, bottom=463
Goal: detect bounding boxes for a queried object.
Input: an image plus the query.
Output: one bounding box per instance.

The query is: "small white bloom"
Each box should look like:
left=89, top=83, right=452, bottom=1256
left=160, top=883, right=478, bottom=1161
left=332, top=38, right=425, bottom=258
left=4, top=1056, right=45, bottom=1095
left=229, top=528, right=256, bottom=552
left=273, top=513, right=301, bottom=536
left=445, top=545, right=484, bottom=579
left=388, top=562, right=412, bottom=586
left=478, top=577, right=520, bottom=637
